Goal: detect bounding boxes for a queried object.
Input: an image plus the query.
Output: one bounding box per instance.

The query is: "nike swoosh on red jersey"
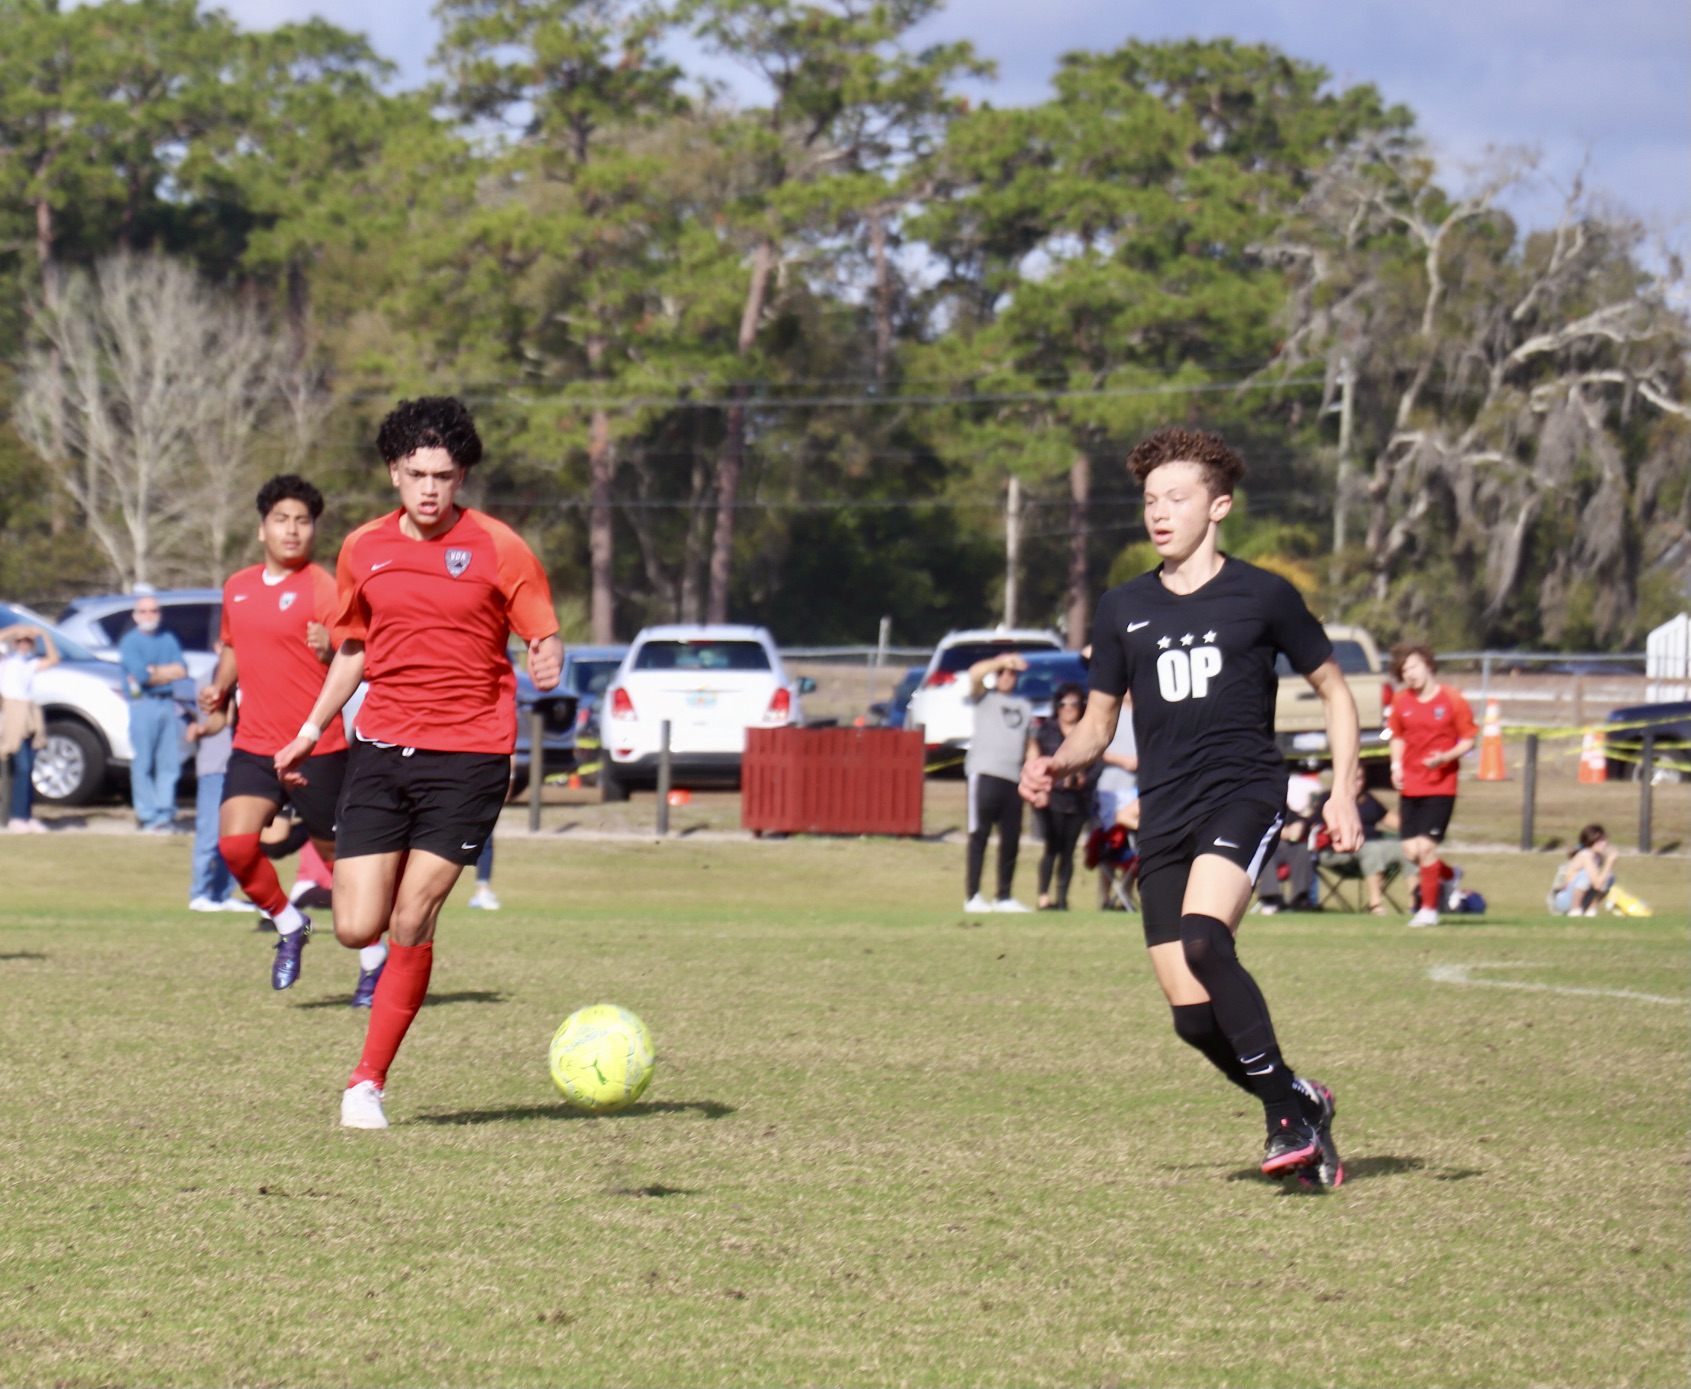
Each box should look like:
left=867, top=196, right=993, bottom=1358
left=370, top=559, right=394, bottom=571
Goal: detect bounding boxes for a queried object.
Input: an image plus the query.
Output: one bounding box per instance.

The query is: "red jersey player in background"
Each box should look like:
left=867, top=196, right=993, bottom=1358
left=275, top=397, right=563, bottom=1130
left=200, top=476, right=367, bottom=995
left=1387, top=644, right=1477, bottom=927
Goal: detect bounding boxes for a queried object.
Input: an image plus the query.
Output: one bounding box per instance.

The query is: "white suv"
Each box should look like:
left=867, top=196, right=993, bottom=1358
left=600, top=625, right=805, bottom=800
left=904, top=627, right=1065, bottom=751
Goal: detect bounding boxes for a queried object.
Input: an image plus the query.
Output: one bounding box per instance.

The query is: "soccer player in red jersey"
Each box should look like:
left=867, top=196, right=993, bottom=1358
left=274, top=397, right=563, bottom=1130
left=1387, top=644, right=1477, bottom=927
left=200, top=476, right=359, bottom=993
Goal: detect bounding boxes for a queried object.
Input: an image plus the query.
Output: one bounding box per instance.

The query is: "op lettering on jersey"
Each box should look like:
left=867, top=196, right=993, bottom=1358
left=1088, top=557, right=1332, bottom=836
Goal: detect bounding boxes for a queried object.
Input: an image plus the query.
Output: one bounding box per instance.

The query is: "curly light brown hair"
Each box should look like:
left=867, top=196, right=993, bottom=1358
left=1127, top=427, right=1247, bottom=497
left=1389, top=642, right=1438, bottom=681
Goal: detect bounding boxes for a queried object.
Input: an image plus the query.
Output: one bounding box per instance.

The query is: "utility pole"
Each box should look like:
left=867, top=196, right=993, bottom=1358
left=1004, top=475, right=1022, bottom=628
left=1331, top=353, right=1355, bottom=581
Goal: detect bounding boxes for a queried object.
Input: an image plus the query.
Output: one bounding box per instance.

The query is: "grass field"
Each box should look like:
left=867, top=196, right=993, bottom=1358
left=1, top=834, right=1686, bottom=1388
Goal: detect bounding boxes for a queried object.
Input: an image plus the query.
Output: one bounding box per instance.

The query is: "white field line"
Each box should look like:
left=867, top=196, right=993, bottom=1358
left=1429, top=962, right=1688, bottom=1006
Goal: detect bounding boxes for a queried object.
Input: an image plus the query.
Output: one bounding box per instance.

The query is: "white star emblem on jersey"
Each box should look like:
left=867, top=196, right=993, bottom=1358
left=1180, top=633, right=1195, bottom=646
left=1204, top=630, right=1217, bottom=643
left=1157, top=635, right=1172, bottom=650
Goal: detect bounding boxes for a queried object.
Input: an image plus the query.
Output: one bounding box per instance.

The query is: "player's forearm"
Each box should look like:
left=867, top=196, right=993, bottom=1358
left=303, top=642, right=365, bottom=732
left=1049, top=695, right=1121, bottom=779
left=1319, top=681, right=1361, bottom=796
left=211, top=645, right=239, bottom=702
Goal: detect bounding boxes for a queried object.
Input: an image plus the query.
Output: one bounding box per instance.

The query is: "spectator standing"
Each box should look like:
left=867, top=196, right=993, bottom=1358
left=1388, top=644, right=1476, bottom=927
left=1033, top=683, right=1096, bottom=910
left=963, top=652, right=1035, bottom=914
left=1, top=623, right=59, bottom=834
left=118, top=593, right=189, bottom=832
left=183, top=669, right=241, bottom=910
left=468, top=839, right=500, bottom=910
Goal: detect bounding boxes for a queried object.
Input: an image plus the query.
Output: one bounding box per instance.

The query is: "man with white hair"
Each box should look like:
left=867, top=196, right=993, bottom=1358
left=118, top=592, right=188, bottom=833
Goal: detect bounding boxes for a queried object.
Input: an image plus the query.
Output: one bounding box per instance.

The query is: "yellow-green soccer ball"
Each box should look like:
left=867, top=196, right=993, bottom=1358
left=548, top=1004, right=655, bottom=1113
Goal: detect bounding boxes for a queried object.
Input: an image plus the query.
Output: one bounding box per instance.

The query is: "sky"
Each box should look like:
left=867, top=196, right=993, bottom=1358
left=219, top=0, right=1689, bottom=236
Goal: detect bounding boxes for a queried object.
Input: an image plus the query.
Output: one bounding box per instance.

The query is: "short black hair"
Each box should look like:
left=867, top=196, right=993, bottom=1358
left=1052, top=681, right=1087, bottom=710
left=376, top=396, right=483, bottom=470
left=256, top=474, right=324, bottom=520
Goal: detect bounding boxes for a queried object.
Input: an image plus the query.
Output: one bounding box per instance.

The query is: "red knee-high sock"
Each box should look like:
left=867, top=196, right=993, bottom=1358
left=219, top=833, right=289, bottom=916
left=348, top=940, right=432, bottom=1089
left=1420, top=861, right=1444, bottom=912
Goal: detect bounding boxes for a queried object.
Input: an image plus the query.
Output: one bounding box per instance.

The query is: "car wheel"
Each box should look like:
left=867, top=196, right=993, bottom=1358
left=34, top=721, right=108, bottom=806
left=600, top=759, right=629, bottom=802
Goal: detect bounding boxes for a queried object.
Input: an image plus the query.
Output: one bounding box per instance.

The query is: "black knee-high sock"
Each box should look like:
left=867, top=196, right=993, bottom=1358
left=1179, top=913, right=1300, bottom=1125
left=1169, top=1002, right=1253, bottom=1094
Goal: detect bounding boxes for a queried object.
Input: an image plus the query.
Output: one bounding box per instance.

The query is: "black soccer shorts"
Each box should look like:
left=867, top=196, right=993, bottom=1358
left=1135, top=793, right=1286, bottom=947
left=222, top=746, right=347, bottom=843
left=1398, top=794, right=1455, bottom=844
left=335, top=739, right=510, bottom=866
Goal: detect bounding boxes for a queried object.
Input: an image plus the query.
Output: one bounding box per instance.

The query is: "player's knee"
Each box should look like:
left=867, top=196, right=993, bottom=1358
left=333, top=914, right=382, bottom=949
left=1169, top=1001, right=1216, bottom=1047
left=218, top=833, right=263, bottom=879
left=1179, top=912, right=1235, bottom=981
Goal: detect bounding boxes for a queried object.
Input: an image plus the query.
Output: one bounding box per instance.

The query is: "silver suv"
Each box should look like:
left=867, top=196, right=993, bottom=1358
left=58, top=589, right=224, bottom=659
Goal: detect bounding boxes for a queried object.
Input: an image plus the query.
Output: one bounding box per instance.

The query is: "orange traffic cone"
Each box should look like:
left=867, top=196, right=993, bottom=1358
left=1577, top=729, right=1607, bottom=784
left=1476, top=698, right=1506, bottom=780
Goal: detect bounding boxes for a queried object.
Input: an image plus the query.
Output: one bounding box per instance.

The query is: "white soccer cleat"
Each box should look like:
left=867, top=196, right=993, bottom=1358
left=994, top=898, right=1033, bottom=913
left=1408, top=907, right=1440, bottom=928
left=340, top=1080, right=388, bottom=1129
left=468, top=884, right=501, bottom=910
left=963, top=894, right=996, bottom=914
left=188, top=896, right=224, bottom=912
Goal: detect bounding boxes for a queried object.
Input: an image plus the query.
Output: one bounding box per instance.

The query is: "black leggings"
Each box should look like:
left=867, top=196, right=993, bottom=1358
left=1035, top=806, right=1087, bottom=904
left=966, top=772, right=1022, bottom=901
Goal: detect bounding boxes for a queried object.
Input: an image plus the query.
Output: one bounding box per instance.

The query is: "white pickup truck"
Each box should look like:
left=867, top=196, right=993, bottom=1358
left=1274, top=623, right=1391, bottom=765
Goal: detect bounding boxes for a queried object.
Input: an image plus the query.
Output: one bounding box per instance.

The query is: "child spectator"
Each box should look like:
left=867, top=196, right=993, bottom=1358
left=1552, top=824, right=1620, bottom=916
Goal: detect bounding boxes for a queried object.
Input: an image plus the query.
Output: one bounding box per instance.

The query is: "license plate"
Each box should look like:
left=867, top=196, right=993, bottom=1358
left=686, top=691, right=717, bottom=709
left=1292, top=731, right=1328, bottom=751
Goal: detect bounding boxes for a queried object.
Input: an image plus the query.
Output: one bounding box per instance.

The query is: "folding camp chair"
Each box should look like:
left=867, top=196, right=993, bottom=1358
left=1086, top=824, right=1139, bottom=911
left=1315, top=845, right=1406, bottom=914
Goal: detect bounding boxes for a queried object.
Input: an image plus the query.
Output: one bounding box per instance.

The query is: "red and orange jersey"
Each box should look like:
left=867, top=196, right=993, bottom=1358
left=220, top=563, right=348, bottom=757
left=1388, top=683, right=1476, bottom=797
left=333, top=507, right=558, bottom=753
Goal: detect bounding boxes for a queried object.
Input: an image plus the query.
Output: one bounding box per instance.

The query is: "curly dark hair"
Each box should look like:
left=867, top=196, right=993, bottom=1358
left=1389, top=642, right=1438, bottom=681
left=255, top=474, right=324, bottom=520
left=1127, top=426, right=1246, bottom=497
left=376, top=396, right=483, bottom=470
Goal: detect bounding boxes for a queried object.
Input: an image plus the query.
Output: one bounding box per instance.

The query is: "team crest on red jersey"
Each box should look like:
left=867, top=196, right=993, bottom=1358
left=445, top=548, right=472, bottom=578
left=279, top=591, right=297, bottom=611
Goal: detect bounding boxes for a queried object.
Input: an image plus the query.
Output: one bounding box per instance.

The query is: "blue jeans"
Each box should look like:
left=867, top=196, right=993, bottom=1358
left=128, top=698, right=181, bottom=828
left=8, top=741, right=33, bottom=820
left=191, top=772, right=233, bottom=902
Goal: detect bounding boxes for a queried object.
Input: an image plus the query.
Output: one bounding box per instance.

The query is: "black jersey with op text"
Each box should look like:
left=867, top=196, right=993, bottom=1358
left=1087, top=557, right=1333, bottom=834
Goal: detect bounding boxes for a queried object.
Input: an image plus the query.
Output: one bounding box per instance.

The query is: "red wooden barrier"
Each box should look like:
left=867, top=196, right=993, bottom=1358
left=741, top=727, right=924, bottom=836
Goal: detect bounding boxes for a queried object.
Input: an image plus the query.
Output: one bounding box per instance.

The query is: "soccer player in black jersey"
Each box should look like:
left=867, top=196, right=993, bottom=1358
left=1021, top=427, right=1363, bottom=1186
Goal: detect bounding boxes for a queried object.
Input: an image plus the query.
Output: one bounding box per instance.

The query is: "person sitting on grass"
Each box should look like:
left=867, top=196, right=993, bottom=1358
left=1552, top=824, right=1620, bottom=917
